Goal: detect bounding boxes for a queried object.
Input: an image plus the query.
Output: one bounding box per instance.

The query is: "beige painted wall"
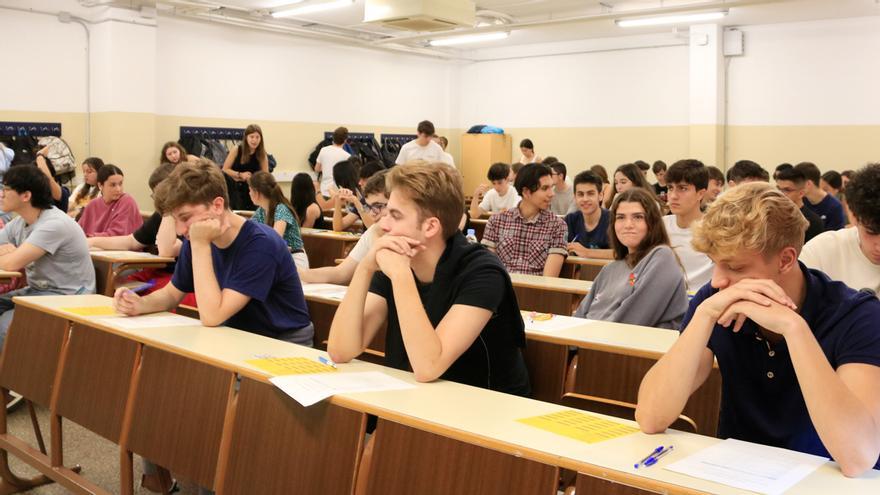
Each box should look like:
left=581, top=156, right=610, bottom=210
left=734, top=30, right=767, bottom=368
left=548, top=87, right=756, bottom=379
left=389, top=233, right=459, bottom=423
left=726, top=125, right=880, bottom=171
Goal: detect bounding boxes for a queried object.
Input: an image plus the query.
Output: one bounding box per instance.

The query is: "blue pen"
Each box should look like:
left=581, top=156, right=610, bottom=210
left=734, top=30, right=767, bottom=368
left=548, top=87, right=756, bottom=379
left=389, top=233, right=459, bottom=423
left=634, top=446, right=664, bottom=468
left=126, top=279, right=155, bottom=294
left=639, top=446, right=674, bottom=468
left=318, top=356, right=337, bottom=368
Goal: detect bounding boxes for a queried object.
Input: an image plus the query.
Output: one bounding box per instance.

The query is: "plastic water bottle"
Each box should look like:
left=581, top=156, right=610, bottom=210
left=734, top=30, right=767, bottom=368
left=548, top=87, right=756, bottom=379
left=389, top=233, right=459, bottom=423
left=465, top=228, right=478, bottom=244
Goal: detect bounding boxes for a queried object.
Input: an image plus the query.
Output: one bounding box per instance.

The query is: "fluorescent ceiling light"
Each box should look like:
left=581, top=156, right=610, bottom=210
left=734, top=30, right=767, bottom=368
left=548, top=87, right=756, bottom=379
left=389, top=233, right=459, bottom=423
left=429, top=31, right=509, bottom=47
left=616, top=10, right=728, bottom=28
left=271, top=0, right=352, bottom=18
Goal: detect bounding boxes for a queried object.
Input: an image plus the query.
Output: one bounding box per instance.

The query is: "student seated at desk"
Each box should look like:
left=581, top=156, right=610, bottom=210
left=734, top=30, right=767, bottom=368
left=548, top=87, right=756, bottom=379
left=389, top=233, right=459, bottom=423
left=332, top=159, right=373, bottom=232
left=299, top=171, right=389, bottom=285
left=800, top=163, right=880, bottom=296
left=662, top=160, right=713, bottom=290
left=78, top=164, right=143, bottom=237
left=290, top=172, right=327, bottom=230
left=564, top=170, right=612, bottom=259
left=0, top=166, right=95, bottom=348
left=574, top=188, right=687, bottom=329
left=636, top=183, right=880, bottom=476
left=469, top=162, right=519, bottom=218
left=482, top=163, right=567, bottom=277
left=328, top=164, right=530, bottom=396
left=247, top=171, right=308, bottom=269
left=68, top=156, right=104, bottom=219
left=113, top=159, right=313, bottom=345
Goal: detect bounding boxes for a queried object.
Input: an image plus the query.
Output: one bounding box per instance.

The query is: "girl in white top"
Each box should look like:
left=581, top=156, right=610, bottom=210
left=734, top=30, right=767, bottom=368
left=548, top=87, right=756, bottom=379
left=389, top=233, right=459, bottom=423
left=518, top=138, right=542, bottom=164
left=68, top=157, right=104, bottom=219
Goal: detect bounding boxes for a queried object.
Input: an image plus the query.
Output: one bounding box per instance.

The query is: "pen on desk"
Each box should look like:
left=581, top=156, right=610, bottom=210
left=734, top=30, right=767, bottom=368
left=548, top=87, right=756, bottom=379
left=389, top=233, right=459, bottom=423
left=640, top=446, right=674, bottom=468
left=318, top=356, right=337, bottom=368
left=634, top=446, right=665, bottom=468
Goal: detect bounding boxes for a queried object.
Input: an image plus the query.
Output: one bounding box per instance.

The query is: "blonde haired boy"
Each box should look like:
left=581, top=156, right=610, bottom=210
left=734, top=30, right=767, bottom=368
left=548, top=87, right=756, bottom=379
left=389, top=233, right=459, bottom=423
left=636, top=182, right=880, bottom=477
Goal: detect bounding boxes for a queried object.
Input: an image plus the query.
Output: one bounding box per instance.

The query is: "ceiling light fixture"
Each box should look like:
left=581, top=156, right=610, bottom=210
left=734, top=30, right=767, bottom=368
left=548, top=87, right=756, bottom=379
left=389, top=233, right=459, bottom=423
left=429, top=31, right=509, bottom=47
left=615, top=10, right=728, bottom=28
left=271, top=0, right=353, bottom=18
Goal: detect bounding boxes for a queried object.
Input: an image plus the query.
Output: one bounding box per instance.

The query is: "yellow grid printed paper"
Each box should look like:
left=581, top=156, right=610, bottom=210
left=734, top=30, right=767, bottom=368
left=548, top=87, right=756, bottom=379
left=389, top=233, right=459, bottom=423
left=517, top=410, right=638, bottom=444
left=245, top=357, right=337, bottom=376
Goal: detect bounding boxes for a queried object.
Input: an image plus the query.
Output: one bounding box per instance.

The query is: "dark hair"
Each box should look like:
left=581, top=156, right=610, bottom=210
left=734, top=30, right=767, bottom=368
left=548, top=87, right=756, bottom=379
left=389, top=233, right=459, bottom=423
left=332, top=126, right=348, bottom=146
left=706, top=166, right=724, bottom=183
left=609, top=188, right=670, bottom=268
left=542, top=156, right=558, bottom=165
left=359, top=160, right=386, bottom=181
left=511, top=162, right=525, bottom=175
left=652, top=160, right=667, bottom=174
left=841, top=170, right=854, bottom=178
left=549, top=162, right=567, bottom=180
left=417, top=120, right=435, bottom=136
left=844, top=164, right=880, bottom=233
left=665, top=159, right=708, bottom=190
left=727, top=160, right=766, bottom=184
left=634, top=160, right=650, bottom=172
left=773, top=163, right=806, bottom=185
left=290, top=173, right=317, bottom=225
left=240, top=124, right=267, bottom=165
left=794, top=162, right=821, bottom=186
left=573, top=171, right=604, bottom=192
left=149, top=162, right=176, bottom=190
left=333, top=159, right=361, bottom=193
left=5, top=164, right=54, bottom=209
left=590, top=164, right=609, bottom=183
left=487, top=162, right=511, bottom=181
left=821, top=170, right=842, bottom=190
left=97, top=164, right=124, bottom=184
left=514, top=163, right=553, bottom=196
left=606, top=163, right=659, bottom=207
left=73, top=156, right=105, bottom=204
left=519, top=138, right=534, bottom=150
left=363, top=170, right=389, bottom=197
left=437, top=136, right=448, bottom=149
left=248, top=171, right=295, bottom=226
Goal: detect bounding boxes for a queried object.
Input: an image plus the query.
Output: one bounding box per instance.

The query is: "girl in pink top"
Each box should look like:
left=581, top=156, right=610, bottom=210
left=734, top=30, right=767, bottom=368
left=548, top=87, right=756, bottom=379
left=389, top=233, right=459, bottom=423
left=78, top=164, right=143, bottom=237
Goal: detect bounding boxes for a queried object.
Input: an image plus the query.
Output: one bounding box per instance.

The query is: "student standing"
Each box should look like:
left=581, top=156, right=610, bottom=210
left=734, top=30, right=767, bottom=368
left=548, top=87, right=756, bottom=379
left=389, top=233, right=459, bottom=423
left=574, top=188, right=687, bottom=329
left=773, top=164, right=824, bottom=244
left=315, top=126, right=351, bottom=197
left=549, top=162, right=575, bottom=215
left=662, top=160, right=713, bottom=290
left=482, top=164, right=567, bottom=277
left=636, top=182, right=880, bottom=476
left=564, top=171, right=612, bottom=259
left=328, top=164, right=530, bottom=395
left=801, top=164, right=880, bottom=296
left=248, top=171, right=308, bottom=269
left=0, top=166, right=95, bottom=349
left=469, top=162, right=519, bottom=218
left=68, top=157, right=104, bottom=219
left=518, top=138, right=542, bottom=164
left=796, top=162, right=846, bottom=231
left=114, top=159, right=313, bottom=344
left=222, top=124, right=269, bottom=211
left=77, top=164, right=143, bottom=238
left=395, top=121, right=448, bottom=165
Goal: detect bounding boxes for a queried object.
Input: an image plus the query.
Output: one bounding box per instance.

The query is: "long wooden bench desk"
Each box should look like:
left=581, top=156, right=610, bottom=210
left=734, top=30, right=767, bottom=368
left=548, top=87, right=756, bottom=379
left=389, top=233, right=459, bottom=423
left=2, top=295, right=874, bottom=495
left=300, top=228, right=360, bottom=268
left=560, top=255, right=612, bottom=281
left=89, top=251, right=176, bottom=297
left=0, top=271, right=21, bottom=284
left=509, top=273, right=591, bottom=316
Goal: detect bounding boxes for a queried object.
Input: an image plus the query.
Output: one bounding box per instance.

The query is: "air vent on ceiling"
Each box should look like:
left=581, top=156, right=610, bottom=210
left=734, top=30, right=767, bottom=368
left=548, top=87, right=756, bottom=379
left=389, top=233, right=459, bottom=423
left=364, top=0, right=476, bottom=31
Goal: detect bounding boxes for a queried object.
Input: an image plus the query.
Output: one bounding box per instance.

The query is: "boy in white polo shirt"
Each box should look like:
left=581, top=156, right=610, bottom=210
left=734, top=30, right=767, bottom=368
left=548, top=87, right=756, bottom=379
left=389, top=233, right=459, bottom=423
left=800, top=163, right=880, bottom=296
left=469, top=162, right=519, bottom=218
left=662, top=159, right=713, bottom=290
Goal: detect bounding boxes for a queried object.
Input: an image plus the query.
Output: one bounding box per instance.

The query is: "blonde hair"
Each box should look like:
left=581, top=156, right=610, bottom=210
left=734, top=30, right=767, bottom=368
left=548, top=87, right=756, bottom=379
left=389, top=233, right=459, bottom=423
left=692, top=182, right=808, bottom=259
left=154, top=159, right=229, bottom=214
left=386, top=162, right=464, bottom=239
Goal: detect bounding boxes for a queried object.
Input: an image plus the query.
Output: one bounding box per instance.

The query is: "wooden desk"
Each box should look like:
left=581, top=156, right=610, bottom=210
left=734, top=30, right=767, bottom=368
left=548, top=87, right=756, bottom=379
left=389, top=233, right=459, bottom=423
left=3, top=296, right=876, bottom=495
left=560, top=255, right=612, bottom=281
left=509, top=273, right=591, bottom=316
left=0, top=271, right=21, bottom=284
left=300, top=228, right=360, bottom=268
left=469, top=217, right=487, bottom=241
left=90, top=251, right=176, bottom=297
left=233, top=210, right=254, bottom=218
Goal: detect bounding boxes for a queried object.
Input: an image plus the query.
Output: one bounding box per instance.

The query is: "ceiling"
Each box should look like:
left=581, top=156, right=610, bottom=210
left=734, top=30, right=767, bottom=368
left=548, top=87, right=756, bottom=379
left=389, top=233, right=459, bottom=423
left=143, top=0, right=880, bottom=58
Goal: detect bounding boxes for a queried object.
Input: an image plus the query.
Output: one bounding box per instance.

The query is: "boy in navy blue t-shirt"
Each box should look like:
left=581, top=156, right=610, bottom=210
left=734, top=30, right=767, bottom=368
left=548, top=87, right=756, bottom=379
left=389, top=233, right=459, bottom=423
left=114, top=160, right=312, bottom=345
left=636, top=182, right=880, bottom=477
left=564, top=170, right=612, bottom=259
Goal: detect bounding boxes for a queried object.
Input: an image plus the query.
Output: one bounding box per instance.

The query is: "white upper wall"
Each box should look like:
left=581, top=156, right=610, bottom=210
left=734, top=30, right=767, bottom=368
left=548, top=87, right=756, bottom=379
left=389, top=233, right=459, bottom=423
left=456, top=44, right=690, bottom=128
left=728, top=16, right=880, bottom=126
left=156, top=16, right=457, bottom=128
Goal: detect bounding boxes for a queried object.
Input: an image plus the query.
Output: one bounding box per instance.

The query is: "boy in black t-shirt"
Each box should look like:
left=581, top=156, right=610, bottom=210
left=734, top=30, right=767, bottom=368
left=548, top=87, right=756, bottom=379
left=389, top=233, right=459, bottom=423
left=328, top=163, right=530, bottom=396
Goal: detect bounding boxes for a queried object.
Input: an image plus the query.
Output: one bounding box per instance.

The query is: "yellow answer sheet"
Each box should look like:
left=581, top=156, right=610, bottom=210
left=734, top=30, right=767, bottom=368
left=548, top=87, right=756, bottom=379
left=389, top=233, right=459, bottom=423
left=245, top=357, right=337, bottom=376
left=61, top=306, right=117, bottom=316
left=517, top=410, right=638, bottom=444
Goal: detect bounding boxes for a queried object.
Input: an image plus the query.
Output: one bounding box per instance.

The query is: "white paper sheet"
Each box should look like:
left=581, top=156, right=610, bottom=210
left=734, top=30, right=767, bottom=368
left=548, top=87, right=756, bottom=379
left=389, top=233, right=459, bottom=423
left=270, top=371, right=415, bottom=407
left=301, top=283, right=348, bottom=300
left=664, top=438, right=828, bottom=495
left=98, top=314, right=201, bottom=329
left=521, top=313, right=588, bottom=332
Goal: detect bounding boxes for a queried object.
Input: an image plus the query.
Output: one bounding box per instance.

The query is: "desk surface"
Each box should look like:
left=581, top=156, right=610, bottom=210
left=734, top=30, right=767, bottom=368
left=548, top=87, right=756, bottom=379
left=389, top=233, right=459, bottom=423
left=0, top=270, right=21, bottom=279
left=300, top=228, right=362, bottom=241
left=509, top=273, right=592, bottom=295
left=565, top=256, right=613, bottom=267
left=13, top=295, right=879, bottom=494
left=89, top=251, right=176, bottom=263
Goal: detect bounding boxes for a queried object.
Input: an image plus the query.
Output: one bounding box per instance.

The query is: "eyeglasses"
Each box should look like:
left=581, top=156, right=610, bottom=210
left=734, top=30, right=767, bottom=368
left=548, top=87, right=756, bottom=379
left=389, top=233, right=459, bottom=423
left=366, top=202, right=387, bottom=215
